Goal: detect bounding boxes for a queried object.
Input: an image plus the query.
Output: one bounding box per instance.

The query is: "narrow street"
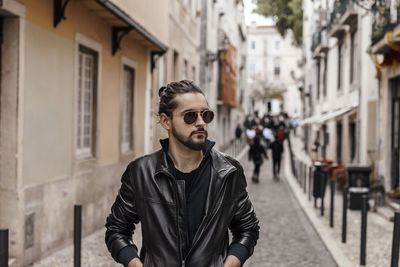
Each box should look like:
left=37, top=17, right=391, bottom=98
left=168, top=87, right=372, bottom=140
left=241, top=146, right=337, bottom=267
left=32, top=144, right=337, bottom=267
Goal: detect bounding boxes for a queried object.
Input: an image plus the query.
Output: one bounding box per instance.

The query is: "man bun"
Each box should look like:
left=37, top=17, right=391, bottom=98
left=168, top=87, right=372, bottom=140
left=158, top=86, right=167, bottom=97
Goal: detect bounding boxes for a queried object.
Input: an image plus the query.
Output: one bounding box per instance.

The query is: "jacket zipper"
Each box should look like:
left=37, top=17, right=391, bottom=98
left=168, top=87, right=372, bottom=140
left=172, top=177, right=184, bottom=267
left=158, top=170, right=184, bottom=267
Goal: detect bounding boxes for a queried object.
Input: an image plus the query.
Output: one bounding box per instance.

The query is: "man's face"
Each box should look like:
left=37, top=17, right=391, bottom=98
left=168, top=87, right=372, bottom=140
left=169, top=93, right=211, bottom=151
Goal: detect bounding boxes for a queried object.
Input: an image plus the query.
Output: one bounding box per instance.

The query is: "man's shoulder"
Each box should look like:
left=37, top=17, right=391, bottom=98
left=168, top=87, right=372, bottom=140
left=211, top=149, right=243, bottom=171
left=127, top=149, right=162, bottom=169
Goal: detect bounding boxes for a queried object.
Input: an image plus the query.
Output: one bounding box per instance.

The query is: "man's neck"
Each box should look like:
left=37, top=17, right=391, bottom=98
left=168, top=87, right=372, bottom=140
left=168, top=139, right=204, bottom=173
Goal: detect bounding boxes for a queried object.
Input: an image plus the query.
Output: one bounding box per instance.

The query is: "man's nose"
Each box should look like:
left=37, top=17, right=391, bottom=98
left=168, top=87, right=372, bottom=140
left=194, top=113, right=206, bottom=126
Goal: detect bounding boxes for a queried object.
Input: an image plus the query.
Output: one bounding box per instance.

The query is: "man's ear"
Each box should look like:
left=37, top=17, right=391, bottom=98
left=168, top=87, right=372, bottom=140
left=159, top=113, right=171, bottom=130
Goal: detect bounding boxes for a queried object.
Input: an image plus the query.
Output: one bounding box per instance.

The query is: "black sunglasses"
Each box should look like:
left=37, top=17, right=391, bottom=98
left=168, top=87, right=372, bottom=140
left=183, top=110, right=214, bottom=124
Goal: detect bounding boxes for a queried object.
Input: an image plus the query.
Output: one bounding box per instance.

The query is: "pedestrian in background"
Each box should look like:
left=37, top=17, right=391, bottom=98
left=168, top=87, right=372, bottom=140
left=105, top=80, right=259, bottom=267
left=234, top=123, right=243, bottom=156
left=249, top=136, right=268, bottom=183
left=276, top=125, right=286, bottom=142
left=235, top=123, right=243, bottom=140
left=270, top=136, right=284, bottom=181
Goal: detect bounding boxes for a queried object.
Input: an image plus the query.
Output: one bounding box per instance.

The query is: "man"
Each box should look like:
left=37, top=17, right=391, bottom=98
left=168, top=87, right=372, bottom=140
left=105, top=80, right=259, bottom=267
left=269, top=136, right=284, bottom=181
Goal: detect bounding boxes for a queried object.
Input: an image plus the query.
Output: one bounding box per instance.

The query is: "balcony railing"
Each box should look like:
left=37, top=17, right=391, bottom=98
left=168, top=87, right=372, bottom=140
left=311, top=26, right=329, bottom=54
left=327, top=0, right=349, bottom=31
left=311, top=30, right=322, bottom=52
left=371, top=2, right=400, bottom=46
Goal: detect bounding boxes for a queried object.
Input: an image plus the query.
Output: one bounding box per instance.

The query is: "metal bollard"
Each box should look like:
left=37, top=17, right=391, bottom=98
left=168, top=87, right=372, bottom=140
left=342, top=187, right=348, bottom=243
left=304, top=165, right=307, bottom=194
left=330, top=179, right=335, bottom=228
left=391, top=212, right=400, bottom=267
left=74, top=205, right=82, bottom=267
left=360, top=195, right=368, bottom=266
left=309, top=166, right=312, bottom=201
left=321, top=175, right=325, bottom=216
left=0, top=229, right=8, bottom=267
left=300, top=162, right=303, bottom=186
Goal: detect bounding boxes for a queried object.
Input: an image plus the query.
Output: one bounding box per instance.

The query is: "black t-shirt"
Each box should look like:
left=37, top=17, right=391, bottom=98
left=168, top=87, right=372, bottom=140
left=167, top=151, right=212, bottom=256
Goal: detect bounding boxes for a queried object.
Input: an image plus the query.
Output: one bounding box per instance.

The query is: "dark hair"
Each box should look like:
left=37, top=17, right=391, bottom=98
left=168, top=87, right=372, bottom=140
left=158, top=80, right=204, bottom=117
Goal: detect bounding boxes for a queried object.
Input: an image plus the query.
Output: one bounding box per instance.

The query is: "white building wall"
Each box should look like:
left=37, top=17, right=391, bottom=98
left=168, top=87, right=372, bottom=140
left=246, top=25, right=302, bottom=118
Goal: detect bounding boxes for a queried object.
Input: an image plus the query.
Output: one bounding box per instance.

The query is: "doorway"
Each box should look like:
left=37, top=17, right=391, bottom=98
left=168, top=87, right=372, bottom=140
left=391, top=77, right=400, bottom=190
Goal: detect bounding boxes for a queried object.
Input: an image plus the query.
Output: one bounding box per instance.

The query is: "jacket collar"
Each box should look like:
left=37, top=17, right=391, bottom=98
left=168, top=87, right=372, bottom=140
left=155, top=138, right=236, bottom=178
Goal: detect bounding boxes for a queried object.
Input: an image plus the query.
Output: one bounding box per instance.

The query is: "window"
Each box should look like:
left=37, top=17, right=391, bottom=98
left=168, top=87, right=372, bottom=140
left=249, top=62, right=256, bottom=77
left=183, top=59, right=188, bottom=79
left=336, top=122, right=343, bottom=164
left=349, top=122, right=356, bottom=162
left=350, top=30, right=357, bottom=84
left=323, top=56, right=327, bottom=97
left=338, top=42, right=343, bottom=91
left=192, top=66, right=196, bottom=81
left=274, top=58, right=280, bottom=78
left=275, top=40, right=280, bottom=50
left=121, top=65, right=135, bottom=153
left=77, top=45, right=98, bottom=157
left=250, top=40, right=256, bottom=50
left=159, top=55, right=166, bottom=88
left=173, top=50, right=179, bottom=80
left=321, top=124, right=328, bottom=158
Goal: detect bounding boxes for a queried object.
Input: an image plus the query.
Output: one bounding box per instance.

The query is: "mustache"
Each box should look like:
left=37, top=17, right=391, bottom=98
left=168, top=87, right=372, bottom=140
left=191, top=129, right=207, bottom=136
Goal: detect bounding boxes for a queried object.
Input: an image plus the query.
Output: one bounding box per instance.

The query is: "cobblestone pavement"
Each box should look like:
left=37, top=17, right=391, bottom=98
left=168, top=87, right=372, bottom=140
left=32, top=144, right=337, bottom=267
left=241, top=149, right=337, bottom=267
left=289, top=133, right=394, bottom=267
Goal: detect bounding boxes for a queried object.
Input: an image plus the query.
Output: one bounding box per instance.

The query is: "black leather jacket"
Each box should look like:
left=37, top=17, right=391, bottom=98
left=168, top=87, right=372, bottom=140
left=105, top=147, right=259, bottom=267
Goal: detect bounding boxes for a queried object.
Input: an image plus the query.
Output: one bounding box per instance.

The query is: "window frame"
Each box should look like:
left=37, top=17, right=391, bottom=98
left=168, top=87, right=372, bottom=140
left=74, top=33, right=102, bottom=160
left=120, top=56, right=137, bottom=156
left=350, top=29, right=357, bottom=85
left=337, top=42, right=343, bottom=91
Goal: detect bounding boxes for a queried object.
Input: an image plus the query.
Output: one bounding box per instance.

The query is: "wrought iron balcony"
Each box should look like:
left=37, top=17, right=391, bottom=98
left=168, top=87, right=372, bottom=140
left=371, top=2, right=400, bottom=46
left=311, top=30, right=322, bottom=53
left=327, top=0, right=357, bottom=38
left=311, top=27, right=329, bottom=57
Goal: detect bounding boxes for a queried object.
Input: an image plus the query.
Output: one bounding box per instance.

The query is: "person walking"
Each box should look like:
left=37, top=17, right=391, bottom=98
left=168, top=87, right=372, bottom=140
left=105, top=80, right=259, bottom=267
left=270, top=137, right=284, bottom=181
left=248, top=136, right=268, bottom=183
left=234, top=123, right=243, bottom=156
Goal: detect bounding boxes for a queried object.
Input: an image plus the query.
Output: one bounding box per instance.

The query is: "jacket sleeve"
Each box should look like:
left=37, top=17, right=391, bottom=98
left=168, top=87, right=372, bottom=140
left=105, top=163, right=140, bottom=262
left=229, top=166, right=260, bottom=256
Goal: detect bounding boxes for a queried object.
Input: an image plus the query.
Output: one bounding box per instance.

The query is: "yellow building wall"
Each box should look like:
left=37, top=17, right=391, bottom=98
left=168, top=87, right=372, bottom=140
left=111, top=0, right=169, bottom=44
left=22, top=0, right=151, bottom=185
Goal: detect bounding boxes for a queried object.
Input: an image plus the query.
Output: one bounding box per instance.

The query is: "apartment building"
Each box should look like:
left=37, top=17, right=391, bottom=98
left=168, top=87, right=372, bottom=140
left=246, top=24, right=302, bottom=118
left=0, top=0, right=168, bottom=264
left=198, top=0, right=247, bottom=149
left=370, top=0, right=400, bottom=194
left=301, top=0, right=378, bottom=170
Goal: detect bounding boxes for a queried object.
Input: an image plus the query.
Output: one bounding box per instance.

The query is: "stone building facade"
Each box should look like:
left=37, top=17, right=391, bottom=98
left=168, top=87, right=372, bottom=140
left=0, top=0, right=168, bottom=265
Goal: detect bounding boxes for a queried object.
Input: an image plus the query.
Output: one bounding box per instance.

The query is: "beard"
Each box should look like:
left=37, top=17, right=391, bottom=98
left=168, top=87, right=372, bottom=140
left=172, top=126, right=208, bottom=151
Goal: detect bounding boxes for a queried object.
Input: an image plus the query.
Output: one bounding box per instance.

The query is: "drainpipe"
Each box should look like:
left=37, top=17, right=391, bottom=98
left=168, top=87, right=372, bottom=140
left=356, top=10, right=362, bottom=164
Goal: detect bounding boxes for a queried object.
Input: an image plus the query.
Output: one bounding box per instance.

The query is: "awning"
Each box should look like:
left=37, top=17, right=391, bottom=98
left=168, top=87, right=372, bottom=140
left=95, top=0, right=168, bottom=53
left=299, top=106, right=356, bottom=126
left=299, top=115, right=320, bottom=126
left=316, top=106, right=356, bottom=124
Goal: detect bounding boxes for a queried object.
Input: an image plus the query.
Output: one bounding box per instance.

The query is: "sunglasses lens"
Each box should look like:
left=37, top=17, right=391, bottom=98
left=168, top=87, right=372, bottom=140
left=202, top=110, right=214, bottom=123
left=184, top=112, right=198, bottom=124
